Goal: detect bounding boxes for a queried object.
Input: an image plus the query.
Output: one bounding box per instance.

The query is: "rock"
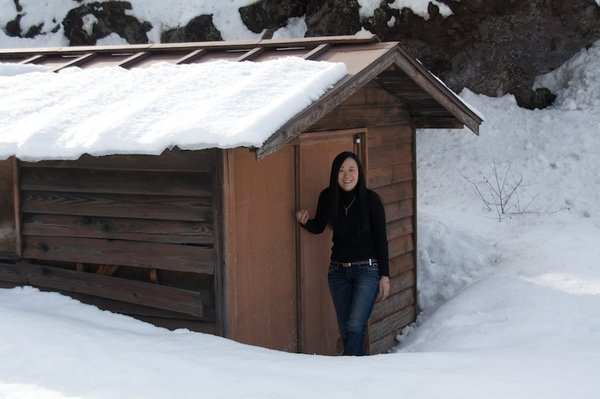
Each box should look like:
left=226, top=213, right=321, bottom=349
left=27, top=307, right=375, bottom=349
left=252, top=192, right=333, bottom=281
left=161, top=15, right=222, bottom=43
left=239, top=0, right=305, bottom=34
left=306, top=0, right=362, bottom=36
left=63, top=1, right=151, bottom=45
left=360, top=0, right=600, bottom=109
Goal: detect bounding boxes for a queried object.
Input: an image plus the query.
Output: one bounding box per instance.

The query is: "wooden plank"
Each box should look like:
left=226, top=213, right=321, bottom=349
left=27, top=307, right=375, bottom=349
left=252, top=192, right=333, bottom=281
left=367, top=124, right=413, bottom=146
left=373, top=181, right=413, bottom=204
left=12, top=157, right=22, bottom=258
left=22, top=214, right=213, bottom=244
left=368, top=143, right=413, bottom=169
left=21, top=149, right=214, bottom=172
left=52, top=52, right=96, bottom=72
left=175, top=49, right=208, bottom=64
left=20, top=168, right=212, bottom=197
left=386, top=217, right=413, bottom=240
left=22, top=236, right=215, bottom=274
left=306, top=104, right=408, bottom=133
left=0, top=262, right=209, bottom=318
left=389, top=234, right=414, bottom=259
left=368, top=329, right=398, bottom=354
left=63, top=290, right=214, bottom=320
left=211, top=150, right=225, bottom=336
left=21, top=191, right=213, bottom=222
left=371, top=287, right=414, bottom=322
left=118, top=51, right=150, bottom=69
left=236, top=47, right=265, bottom=61
left=368, top=163, right=413, bottom=189
left=384, top=199, right=414, bottom=222
left=389, top=254, right=414, bottom=278
left=391, top=272, right=415, bottom=301
left=412, top=116, right=465, bottom=129
left=303, top=43, right=331, bottom=60
left=369, top=304, right=416, bottom=345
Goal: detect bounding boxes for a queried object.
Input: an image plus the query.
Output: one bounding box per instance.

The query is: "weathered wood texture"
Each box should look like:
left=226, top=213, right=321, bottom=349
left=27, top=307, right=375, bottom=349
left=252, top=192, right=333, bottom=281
left=0, top=158, right=16, bottom=255
left=367, top=124, right=418, bottom=354
left=1, top=149, right=219, bottom=324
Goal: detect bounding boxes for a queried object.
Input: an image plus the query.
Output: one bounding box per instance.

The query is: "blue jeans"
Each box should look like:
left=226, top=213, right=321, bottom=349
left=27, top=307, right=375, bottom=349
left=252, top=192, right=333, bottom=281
left=328, top=260, right=380, bottom=356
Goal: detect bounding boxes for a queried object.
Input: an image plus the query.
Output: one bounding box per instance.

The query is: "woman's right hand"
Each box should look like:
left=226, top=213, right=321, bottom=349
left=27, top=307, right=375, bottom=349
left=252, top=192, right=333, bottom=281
left=296, top=209, right=309, bottom=224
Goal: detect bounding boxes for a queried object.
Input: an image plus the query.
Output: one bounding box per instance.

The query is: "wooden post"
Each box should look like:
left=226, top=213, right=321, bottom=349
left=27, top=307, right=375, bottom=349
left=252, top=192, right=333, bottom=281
left=12, top=157, right=22, bottom=258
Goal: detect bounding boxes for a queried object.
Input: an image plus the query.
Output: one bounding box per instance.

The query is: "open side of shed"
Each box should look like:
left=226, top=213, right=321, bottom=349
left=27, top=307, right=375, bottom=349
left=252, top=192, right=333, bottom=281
left=0, top=35, right=481, bottom=354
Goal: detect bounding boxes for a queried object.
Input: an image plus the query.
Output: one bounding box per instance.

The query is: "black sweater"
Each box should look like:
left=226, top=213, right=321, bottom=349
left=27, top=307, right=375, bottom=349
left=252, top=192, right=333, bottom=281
left=302, top=187, right=389, bottom=277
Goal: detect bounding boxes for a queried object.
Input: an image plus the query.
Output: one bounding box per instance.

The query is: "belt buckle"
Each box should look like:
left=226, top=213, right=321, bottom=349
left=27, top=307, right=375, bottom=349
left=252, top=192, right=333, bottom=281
left=342, top=262, right=352, bottom=268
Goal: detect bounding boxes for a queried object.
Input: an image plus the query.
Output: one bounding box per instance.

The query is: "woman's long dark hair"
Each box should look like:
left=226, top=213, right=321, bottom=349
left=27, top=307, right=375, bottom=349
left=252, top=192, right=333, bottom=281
left=328, top=151, right=370, bottom=232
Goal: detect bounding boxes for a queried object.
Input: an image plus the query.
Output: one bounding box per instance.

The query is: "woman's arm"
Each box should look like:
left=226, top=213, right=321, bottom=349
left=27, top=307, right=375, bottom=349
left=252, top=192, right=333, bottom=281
left=296, top=189, right=329, bottom=234
left=369, top=191, right=390, bottom=300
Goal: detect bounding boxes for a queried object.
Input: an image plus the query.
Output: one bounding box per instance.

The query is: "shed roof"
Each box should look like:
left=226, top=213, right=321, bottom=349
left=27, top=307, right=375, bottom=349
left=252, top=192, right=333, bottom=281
left=0, top=35, right=482, bottom=160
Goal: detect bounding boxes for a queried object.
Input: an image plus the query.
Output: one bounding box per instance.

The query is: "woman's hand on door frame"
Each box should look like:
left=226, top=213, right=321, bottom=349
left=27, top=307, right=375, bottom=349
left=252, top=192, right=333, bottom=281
left=296, top=209, right=309, bottom=224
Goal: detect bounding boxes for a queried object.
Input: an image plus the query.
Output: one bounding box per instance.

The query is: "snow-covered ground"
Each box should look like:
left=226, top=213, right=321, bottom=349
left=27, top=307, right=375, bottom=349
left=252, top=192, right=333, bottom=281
left=2, top=2, right=600, bottom=397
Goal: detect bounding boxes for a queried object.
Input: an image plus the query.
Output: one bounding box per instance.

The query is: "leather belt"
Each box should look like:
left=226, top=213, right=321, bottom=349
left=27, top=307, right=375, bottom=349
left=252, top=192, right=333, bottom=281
left=331, top=259, right=376, bottom=268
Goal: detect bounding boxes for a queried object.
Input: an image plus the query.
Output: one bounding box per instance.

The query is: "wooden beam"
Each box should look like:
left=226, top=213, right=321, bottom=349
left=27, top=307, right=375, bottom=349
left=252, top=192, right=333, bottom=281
left=303, top=44, right=330, bottom=60
left=19, top=54, right=46, bottom=64
left=0, top=261, right=209, bottom=318
left=176, top=49, right=208, bottom=64
left=52, top=53, right=97, bottom=72
left=21, top=191, right=213, bottom=222
left=235, top=47, right=265, bottom=62
left=22, top=235, right=215, bottom=274
left=12, top=157, right=22, bottom=258
left=118, top=51, right=150, bottom=69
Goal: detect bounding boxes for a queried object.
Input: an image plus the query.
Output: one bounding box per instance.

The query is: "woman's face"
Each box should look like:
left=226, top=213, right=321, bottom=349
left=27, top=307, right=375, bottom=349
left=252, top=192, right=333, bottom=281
left=338, top=157, right=359, bottom=192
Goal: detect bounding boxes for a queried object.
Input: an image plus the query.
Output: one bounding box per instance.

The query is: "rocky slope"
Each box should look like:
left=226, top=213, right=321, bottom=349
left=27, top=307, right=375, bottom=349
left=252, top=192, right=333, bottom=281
left=4, top=0, right=600, bottom=108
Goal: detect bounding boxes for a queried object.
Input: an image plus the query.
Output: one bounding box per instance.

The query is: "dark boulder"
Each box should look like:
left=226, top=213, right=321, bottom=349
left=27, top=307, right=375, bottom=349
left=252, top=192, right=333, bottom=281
left=63, top=1, right=151, bottom=45
left=161, top=15, right=222, bottom=43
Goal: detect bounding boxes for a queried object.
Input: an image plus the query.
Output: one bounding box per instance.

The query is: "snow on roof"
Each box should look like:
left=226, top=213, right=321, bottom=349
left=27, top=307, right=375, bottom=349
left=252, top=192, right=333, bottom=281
left=0, top=57, right=347, bottom=161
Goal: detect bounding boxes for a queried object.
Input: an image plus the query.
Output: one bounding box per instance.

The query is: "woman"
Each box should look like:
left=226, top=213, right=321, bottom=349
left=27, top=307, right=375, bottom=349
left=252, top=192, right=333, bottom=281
left=296, top=151, right=390, bottom=356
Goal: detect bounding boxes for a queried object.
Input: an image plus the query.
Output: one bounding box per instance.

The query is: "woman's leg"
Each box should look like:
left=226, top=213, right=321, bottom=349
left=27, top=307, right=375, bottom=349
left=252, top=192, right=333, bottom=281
left=328, top=264, right=352, bottom=352
left=344, top=265, right=380, bottom=356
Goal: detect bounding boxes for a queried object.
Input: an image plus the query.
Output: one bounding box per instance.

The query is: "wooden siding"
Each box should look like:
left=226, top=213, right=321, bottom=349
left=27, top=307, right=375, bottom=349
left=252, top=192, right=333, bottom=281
left=367, top=124, right=417, bottom=354
left=2, top=149, right=219, bottom=331
left=0, top=158, right=16, bottom=256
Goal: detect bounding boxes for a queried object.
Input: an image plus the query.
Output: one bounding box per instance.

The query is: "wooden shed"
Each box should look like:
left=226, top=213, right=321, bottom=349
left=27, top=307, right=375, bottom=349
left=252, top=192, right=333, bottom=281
left=0, top=35, right=482, bottom=355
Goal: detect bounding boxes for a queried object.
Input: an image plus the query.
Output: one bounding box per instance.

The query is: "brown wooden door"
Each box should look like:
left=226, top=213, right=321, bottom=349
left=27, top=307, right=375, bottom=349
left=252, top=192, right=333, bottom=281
left=296, top=131, right=363, bottom=355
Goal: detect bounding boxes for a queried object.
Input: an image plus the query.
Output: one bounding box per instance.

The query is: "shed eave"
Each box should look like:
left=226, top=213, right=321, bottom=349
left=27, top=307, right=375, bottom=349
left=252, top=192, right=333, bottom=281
left=256, top=43, right=483, bottom=159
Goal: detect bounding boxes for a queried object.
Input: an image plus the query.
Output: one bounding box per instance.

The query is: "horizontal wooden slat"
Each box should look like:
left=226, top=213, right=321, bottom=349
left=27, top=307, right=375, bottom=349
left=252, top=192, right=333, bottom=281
left=21, top=191, right=212, bottom=222
left=21, top=149, right=215, bottom=172
left=20, top=168, right=212, bottom=196
left=391, top=270, right=415, bottom=295
left=387, top=217, right=413, bottom=241
left=22, top=236, right=215, bottom=274
left=384, top=199, right=414, bottom=222
left=22, top=214, right=213, bottom=244
left=367, top=124, right=413, bottom=147
left=390, top=254, right=414, bottom=278
left=372, top=287, right=415, bottom=322
left=373, top=181, right=413, bottom=204
left=0, top=262, right=209, bottom=318
left=307, top=105, right=409, bottom=133
left=368, top=163, right=413, bottom=188
left=412, top=116, right=465, bottom=129
left=368, top=143, right=413, bottom=169
left=369, top=304, right=416, bottom=345
left=63, top=290, right=215, bottom=322
left=389, top=234, right=414, bottom=259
